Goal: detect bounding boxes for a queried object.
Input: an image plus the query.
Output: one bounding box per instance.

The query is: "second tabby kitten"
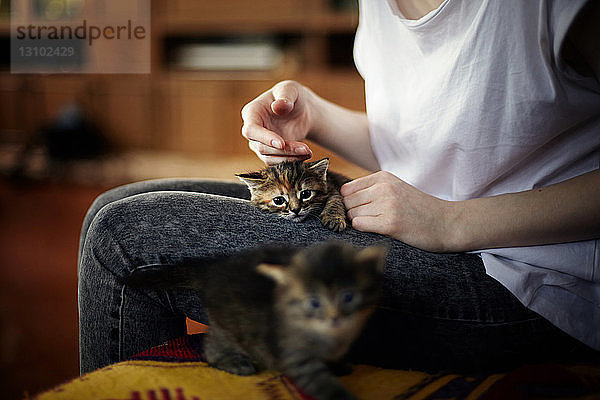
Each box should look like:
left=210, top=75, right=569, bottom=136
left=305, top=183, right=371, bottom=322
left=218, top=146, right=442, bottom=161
left=237, top=158, right=350, bottom=231
left=127, top=241, right=386, bottom=400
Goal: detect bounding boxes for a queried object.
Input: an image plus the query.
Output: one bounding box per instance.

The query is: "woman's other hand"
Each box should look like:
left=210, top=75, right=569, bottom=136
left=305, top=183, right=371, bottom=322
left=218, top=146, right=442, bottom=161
left=341, top=171, right=455, bottom=252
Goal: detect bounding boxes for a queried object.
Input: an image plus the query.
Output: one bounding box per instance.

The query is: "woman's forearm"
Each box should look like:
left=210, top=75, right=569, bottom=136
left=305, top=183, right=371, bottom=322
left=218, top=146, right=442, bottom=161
left=447, top=169, right=600, bottom=252
left=308, top=92, right=379, bottom=172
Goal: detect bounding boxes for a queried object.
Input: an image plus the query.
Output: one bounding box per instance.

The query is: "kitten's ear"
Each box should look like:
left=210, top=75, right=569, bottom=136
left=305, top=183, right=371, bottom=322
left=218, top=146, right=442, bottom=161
left=306, top=158, right=329, bottom=181
left=256, top=263, right=289, bottom=285
left=356, top=245, right=388, bottom=274
left=236, top=172, right=266, bottom=189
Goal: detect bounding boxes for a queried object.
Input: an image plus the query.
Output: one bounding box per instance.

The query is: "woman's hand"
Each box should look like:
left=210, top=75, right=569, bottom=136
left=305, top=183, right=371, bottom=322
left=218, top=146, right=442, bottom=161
left=241, top=80, right=379, bottom=170
left=341, top=171, right=454, bottom=252
left=241, top=80, right=314, bottom=165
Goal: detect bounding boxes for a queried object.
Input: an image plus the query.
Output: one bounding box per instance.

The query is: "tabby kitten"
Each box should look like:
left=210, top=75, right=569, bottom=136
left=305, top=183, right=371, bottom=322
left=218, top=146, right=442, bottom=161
left=127, top=241, right=386, bottom=400
left=236, top=158, right=350, bottom=231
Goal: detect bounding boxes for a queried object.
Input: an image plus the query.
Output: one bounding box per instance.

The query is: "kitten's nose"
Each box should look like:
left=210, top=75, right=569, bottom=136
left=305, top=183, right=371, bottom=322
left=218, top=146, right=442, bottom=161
left=290, top=206, right=301, bottom=215
left=328, top=310, right=341, bottom=327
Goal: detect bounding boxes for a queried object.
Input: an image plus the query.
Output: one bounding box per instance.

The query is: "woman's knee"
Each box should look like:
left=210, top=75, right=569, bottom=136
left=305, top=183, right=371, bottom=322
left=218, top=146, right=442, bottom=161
left=79, top=198, right=138, bottom=279
left=84, top=181, right=157, bottom=227
left=78, top=182, right=151, bottom=259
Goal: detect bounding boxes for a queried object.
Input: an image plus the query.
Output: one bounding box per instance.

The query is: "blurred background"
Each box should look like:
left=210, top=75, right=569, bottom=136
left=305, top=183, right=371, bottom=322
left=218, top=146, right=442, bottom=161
left=0, top=0, right=367, bottom=398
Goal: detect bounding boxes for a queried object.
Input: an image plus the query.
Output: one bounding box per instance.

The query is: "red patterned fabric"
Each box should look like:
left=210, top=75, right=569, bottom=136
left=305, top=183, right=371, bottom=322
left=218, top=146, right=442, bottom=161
left=131, top=335, right=205, bottom=363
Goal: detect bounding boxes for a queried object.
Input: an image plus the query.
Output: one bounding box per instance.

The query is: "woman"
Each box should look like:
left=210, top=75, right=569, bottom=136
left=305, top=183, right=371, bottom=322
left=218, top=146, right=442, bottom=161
left=79, top=0, right=599, bottom=374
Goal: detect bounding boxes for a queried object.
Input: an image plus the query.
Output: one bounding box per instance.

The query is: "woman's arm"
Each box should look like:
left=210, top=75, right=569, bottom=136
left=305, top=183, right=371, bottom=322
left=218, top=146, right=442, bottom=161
left=308, top=93, right=379, bottom=171
left=449, top=169, right=600, bottom=251
left=342, top=169, right=600, bottom=253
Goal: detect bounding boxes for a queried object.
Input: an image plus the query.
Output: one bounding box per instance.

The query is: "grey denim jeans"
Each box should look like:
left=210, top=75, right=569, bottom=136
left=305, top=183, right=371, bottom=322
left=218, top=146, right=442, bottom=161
left=78, top=179, right=594, bottom=374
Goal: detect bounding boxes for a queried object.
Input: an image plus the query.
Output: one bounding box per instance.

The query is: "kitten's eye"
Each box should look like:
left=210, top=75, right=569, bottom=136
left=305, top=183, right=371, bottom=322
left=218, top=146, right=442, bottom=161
left=309, top=297, right=321, bottom=309
left=341, top=291, right=355, bottom=304
left=272, top=196, right=286, bottom=206
left=299, top=190, right=312, bottom=200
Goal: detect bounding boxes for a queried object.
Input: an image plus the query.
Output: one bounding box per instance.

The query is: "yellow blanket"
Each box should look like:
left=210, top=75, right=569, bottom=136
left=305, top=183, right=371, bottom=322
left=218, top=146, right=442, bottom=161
left=33, top=360, right=504, bottom=400
left=31, top=334, right=600, bottom=399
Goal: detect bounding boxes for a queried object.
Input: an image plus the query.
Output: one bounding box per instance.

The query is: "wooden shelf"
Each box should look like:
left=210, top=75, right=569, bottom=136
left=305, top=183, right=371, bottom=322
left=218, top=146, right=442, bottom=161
left=153, top=1, right=359, bottom=74
left=153, top=0, right=357, bottom=32
left=0, top=1, right=366, bottom=168
left=157, top=12, right=357, bottom=35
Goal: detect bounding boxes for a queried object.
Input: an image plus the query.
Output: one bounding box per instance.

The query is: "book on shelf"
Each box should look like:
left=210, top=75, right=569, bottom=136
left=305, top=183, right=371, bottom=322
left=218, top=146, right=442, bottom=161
left=173, top=41, right=284, bottom=71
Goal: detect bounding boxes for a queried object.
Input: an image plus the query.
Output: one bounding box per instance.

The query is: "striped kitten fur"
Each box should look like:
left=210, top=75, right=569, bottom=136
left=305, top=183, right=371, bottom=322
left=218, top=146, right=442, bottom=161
left=236, top=158, right=351, bottom=231
left=127, top=241, right=386, bottom=400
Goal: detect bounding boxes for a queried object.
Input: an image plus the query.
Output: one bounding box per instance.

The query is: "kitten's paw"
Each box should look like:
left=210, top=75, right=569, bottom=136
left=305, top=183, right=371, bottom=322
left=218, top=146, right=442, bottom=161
left=211, top=354, right=257, bottom=376
left=320, top=214, right=347, bottom=232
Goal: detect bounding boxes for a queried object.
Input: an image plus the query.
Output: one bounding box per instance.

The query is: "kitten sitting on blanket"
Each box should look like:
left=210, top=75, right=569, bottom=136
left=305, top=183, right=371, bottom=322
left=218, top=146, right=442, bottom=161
left=127, top=241, right=386, bottom=400
left=236, top=158, right=351, bottom=231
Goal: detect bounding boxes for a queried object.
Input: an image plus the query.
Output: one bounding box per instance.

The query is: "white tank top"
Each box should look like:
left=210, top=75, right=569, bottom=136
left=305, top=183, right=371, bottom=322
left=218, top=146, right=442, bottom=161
left=354, top=0, right=600, bottom=349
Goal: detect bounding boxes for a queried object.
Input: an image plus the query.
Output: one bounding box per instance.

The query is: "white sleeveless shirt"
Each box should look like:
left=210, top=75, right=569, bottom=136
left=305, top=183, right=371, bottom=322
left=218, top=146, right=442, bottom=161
left=354, top=0, right=600, bottom=349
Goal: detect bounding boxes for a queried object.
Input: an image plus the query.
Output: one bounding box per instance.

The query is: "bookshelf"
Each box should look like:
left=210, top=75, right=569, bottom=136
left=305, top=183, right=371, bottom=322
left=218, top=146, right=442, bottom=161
left=0, top=0, right=366, bottom=175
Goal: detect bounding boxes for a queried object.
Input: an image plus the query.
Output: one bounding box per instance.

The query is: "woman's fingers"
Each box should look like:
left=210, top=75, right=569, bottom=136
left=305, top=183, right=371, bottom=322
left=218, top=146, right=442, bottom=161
left=241, top=122, right=286, bottom=150
left=271, top=98, right=294, bottom=116
left=341, top=171, right=398, bottom=236
left=340, top=173, right=383, bottom=196
left=342, top=173, right=395, bottom=209
left=248, top=140, right=312, bottom=165
left=271, top=80, right=300, bottom=114
left=350, top=215, right=387, bottom=234
left=249, top=139, right=311, bottom=156
left=342, top=184, right=375, bottom=210
left=260, top=154, right=312, bottom=166
left=346, top=201, right=381, bottom=220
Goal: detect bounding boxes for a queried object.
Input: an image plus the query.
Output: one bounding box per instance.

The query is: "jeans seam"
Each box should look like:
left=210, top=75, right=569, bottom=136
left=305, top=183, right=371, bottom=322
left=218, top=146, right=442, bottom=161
left=118, top=283, right=127, bottom=361
left=131, top=263, right=175, bottom=272
left=592, top=239, right=597, bottom=282
left=165, top=290, right=176, bottom=314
